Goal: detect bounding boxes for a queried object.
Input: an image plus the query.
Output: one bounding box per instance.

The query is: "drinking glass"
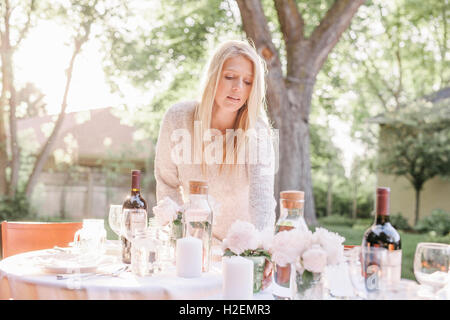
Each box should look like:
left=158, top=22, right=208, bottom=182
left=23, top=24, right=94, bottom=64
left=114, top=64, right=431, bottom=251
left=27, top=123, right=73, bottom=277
left=131, top=229, right=158, bottom=277
left=344, top=246, right=367, bottom=299
left=108, top=205, right=123, bottom=239
left=149, top=217, right=175, bottom=273
left=73, top=219, right=107, bottom=256
left=414, top=242, right=450, bottom=299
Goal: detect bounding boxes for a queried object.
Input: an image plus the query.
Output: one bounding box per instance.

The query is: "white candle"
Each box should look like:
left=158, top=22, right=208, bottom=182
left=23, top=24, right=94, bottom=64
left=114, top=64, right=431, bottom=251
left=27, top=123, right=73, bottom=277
left=222, top=256, right=254, bottom=300
left=176, top=237, right=202, bottom=278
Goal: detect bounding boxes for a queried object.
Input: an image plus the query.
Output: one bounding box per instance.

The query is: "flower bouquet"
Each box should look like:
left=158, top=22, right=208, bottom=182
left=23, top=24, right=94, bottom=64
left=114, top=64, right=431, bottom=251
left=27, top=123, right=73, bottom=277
left=270, top=227, right=345, bottom=299
left=222, top=220, right=273, bottom=293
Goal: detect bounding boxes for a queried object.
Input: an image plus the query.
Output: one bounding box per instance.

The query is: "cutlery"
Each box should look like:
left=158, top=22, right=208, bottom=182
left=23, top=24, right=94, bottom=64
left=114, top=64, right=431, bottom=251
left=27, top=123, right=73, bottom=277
left=56, top=265, right=128, bottom=280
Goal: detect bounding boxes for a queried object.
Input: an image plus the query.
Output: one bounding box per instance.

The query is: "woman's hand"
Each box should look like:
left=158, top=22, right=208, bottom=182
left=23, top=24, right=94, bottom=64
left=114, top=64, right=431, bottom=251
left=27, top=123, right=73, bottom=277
left=262, top=260, right=273, bottom=290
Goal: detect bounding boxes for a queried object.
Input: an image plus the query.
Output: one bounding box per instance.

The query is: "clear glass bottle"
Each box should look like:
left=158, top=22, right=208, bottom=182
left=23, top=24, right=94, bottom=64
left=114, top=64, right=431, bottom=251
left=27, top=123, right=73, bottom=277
left=131, top=229, right=157, bottom=277
left=276, top=190, right=308, bottom=233
left=183, top=180, right=213, bottom=273
left=273, top=190, right=308, bottom=300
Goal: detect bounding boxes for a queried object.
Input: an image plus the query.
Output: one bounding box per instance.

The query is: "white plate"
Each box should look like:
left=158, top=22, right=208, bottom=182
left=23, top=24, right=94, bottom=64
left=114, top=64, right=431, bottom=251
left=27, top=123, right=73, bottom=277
left=34, top=250, right=101, bottom=274
left=42, top=263, right=99, bottom=274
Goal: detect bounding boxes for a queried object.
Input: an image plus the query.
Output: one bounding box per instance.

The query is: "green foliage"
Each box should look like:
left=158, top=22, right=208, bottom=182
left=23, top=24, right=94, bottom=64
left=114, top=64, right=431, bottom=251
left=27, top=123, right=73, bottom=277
left=424, top=231, right=450, bottom=244
left=390, top=213, right=412, bottom=231
left=312, top=180, right=374, bottom=219
left=0, top=192, right=36, bottom=221
left=378, top=98, right=450, bottom=224
left=223, top=248, right=271, bottom=260
left=414, top=208, right=450, bottom=236
left=318, top=214, right=354, bottom=227
left=379, top=98, right=450, bottom=190
left=351, top=218, right=374, bottom=231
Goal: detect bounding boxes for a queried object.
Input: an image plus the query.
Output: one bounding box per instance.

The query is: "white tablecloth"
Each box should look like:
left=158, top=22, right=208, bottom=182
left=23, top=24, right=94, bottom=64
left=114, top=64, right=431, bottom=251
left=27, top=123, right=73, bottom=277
left=0, top=246, right=227, bottom=300
left=0, top=244, right=444, bottom=300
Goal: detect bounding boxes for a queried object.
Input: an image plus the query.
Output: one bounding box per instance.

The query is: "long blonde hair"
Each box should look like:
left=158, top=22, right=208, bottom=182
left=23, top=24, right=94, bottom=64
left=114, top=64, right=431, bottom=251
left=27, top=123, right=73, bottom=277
left=194, top=40, right=268, bottom=176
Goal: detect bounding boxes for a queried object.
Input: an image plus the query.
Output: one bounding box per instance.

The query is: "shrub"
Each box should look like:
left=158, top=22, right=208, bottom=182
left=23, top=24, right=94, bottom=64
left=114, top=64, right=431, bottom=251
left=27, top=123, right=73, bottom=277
left=0, top=192, right=36, bottom=221
left=352, top=218, right=373, bottom=231
left=414, top=209, right=450, bottom=236
left=318, top=214, right=354, bottom=227
left=425, top=231, right=450, bottom=244
left=390, top=213, right=412, bottom=231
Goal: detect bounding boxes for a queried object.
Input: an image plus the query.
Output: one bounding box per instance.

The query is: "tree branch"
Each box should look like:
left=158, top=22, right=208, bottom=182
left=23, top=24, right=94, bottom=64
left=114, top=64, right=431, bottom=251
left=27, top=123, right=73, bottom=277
left=273, top=0, right=311, bottom=80
left=25, top=22, right=92, bottom=197
left=12, top=0, right=35, bottom=50
left=309, top=0, right=365, bottom=76
left=235, top=0, right=286, bottom=127
left=360, top=58, right=389, bottom=112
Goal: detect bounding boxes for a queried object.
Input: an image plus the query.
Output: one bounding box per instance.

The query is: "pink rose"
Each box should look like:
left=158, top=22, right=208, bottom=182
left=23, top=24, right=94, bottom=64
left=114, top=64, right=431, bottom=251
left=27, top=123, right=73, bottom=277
left=152, top=196, right=180, bottom=226
left=222, top=220, right=259, bottom=255
left=312, top=227, right=345, bottom=265
left=270, top=229, right=306, bottom=267
left=302, top=245, right=328, bottom=273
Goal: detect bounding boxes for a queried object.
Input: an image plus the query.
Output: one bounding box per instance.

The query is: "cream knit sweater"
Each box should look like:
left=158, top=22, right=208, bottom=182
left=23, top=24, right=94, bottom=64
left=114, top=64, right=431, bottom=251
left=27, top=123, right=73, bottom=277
left=154, top=101, right=276, bottom=240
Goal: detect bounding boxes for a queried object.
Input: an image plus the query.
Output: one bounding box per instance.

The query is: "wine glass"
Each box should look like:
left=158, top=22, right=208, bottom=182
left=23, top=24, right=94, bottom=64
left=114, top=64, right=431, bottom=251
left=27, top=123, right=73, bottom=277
left=344, top=246, right=367, bottom=299
left=108, top=205, right=123, bottom=239
left=414, top=242, right=450, bottom=299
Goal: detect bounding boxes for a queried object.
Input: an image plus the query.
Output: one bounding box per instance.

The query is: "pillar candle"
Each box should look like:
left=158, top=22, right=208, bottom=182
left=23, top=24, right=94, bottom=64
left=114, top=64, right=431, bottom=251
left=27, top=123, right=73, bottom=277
left=222, top=256, right=254, bottom=300
left=176, top=237, right=202, bottom=278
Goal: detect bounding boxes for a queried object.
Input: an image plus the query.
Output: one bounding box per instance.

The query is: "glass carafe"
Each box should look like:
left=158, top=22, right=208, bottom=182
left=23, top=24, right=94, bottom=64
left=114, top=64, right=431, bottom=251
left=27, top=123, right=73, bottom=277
left=183, top=180, right=213, bottom=273
left=276, top=190, right=308, bottom=233
left=273, top=190, right=308, bottom=300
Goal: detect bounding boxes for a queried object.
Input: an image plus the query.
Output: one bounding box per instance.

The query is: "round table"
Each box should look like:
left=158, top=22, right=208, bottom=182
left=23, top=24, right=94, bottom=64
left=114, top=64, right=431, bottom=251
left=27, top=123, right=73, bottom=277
left=0, top=246, right=225, bottom=300
left=0, top=245, right=444, bottom=300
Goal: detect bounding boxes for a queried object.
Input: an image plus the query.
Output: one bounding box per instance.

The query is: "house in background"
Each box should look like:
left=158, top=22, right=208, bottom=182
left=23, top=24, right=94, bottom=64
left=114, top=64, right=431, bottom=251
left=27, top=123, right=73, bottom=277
left=370, top=88, right=450, bottom=226
left=18, top=107, right=155, bottom=220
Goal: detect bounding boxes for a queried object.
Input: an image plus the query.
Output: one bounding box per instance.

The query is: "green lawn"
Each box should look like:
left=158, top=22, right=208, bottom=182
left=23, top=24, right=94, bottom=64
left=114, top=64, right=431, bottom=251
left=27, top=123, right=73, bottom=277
left=317, top=223, right=427, bottom=281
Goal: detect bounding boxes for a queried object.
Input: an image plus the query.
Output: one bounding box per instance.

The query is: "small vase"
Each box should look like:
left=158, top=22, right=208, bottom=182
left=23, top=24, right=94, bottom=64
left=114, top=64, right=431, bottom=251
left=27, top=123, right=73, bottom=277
left=294, top=269, right=323, bottom=300
left=170, top=215, right=184, bottom=247
left=244, top=256, right=267, bottom=293
left=272, top=263, right=296, bottom=300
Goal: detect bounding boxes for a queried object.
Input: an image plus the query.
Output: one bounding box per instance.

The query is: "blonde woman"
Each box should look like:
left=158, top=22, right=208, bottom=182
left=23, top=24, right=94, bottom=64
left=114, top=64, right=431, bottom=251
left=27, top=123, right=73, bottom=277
left=154, top=40, right=276, bottom=240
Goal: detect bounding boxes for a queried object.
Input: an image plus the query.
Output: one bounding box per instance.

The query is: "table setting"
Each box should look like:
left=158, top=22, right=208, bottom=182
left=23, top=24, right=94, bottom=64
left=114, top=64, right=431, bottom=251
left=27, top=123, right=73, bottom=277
left=0, top=185, right=449, bottom=300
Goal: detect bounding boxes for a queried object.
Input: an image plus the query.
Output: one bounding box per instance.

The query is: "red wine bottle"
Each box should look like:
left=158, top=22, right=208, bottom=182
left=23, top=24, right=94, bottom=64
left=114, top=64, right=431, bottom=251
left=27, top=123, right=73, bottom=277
left=121, top=170, right=148, bottom=264
left=361, top=187, right=402, bottom=292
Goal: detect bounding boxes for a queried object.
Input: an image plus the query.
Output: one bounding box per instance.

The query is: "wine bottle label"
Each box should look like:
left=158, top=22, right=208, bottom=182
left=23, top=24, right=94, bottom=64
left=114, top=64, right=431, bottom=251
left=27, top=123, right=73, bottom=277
left=123, top=209, right=148, bottom=236
left=365, top=263, right=380, bottom=291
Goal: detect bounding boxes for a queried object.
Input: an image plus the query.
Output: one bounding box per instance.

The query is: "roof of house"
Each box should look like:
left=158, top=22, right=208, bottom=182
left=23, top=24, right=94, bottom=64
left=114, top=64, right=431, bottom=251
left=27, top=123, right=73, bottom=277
left=17, top=107, right=152, bottom=162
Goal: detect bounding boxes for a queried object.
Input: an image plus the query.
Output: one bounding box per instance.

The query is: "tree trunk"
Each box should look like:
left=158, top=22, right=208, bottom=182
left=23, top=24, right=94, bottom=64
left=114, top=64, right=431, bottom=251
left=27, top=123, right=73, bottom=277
left=236, top=0, right=365, bottom=225
left=25, top=38, right=86, bottom=198
left=0, top=88, right=9, bottom=196
left=278, top=84, right=317, bottom=225
left=2, top=49, right=20, bottom=197
left=414, top=188, right=421, bottom=226
left=326, top=162, right=333, bottom=217
left=85, top=168, right=93, bottom=218
left=0, top=0, right=35, bottom=196
left=352, top=180, right=358, bottom=220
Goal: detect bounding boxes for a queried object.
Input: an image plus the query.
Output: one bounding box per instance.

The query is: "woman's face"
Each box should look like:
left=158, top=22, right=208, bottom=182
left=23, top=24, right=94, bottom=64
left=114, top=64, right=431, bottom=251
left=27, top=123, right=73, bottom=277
left=214, top=55, right=254, bottom=114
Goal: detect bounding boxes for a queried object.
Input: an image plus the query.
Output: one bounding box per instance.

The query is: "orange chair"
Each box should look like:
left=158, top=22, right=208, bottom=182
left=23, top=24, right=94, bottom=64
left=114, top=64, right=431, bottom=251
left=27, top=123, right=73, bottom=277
left=344, top=245, right=360, bottom=250
left=1, top=221, right=82, bottom=258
